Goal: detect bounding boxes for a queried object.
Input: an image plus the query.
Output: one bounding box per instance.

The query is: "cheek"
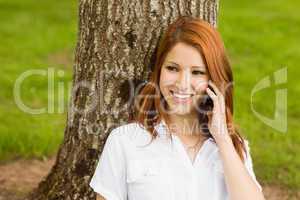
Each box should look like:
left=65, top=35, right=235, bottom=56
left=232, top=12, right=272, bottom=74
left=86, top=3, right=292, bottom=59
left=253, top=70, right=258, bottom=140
left=194, top=80, right=208, bottom=92
left=159, top=73, right=170, bottom=93
left=160, top=70, right=177, bottom=86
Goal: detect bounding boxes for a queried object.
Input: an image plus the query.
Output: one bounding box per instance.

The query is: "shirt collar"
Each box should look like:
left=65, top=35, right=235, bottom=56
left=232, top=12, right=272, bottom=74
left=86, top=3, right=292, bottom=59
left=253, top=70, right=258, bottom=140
left=154, top=119, right=169, bottom=137
left=154, top=119, right=214, bottom=142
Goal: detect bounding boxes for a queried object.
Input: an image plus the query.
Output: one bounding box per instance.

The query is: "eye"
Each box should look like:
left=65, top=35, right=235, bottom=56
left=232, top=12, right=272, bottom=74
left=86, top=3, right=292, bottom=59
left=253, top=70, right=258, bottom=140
left=165, top=66, right=178, bottom=72
left=192, top=70, right=205, bottom=75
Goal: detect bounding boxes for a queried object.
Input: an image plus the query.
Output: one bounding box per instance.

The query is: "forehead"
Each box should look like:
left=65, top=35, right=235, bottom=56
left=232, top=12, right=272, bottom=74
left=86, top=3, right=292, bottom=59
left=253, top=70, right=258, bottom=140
left=164, top=42, right=206, bottom=68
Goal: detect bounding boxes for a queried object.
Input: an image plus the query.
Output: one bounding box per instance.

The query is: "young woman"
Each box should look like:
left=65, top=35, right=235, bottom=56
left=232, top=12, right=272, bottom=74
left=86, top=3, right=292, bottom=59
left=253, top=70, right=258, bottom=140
left=90, top=16, right=265, bottom=200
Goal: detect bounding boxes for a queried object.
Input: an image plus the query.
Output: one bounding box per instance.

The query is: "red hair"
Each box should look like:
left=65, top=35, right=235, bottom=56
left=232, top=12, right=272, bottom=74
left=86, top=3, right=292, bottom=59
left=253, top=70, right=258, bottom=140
left=132, top=16, right=246, bottom=162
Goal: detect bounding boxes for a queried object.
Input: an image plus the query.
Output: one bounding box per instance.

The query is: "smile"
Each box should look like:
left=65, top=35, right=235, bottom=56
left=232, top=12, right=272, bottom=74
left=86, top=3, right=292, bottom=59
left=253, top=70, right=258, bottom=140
left=170, top=90, right=194, bottom=103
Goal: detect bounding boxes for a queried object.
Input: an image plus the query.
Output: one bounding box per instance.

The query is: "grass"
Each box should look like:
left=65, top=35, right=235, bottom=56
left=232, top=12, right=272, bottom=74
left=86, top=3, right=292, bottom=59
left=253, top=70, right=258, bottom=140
left=219, top=0, right=300, bottom=190
left=0, top=0, right=77, bottom=160
left=0, top=0, right=299, bottom=191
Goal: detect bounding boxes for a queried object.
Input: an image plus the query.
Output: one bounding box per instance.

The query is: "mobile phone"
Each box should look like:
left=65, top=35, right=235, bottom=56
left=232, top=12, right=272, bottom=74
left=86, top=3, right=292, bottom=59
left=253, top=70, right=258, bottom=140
left=199, top=85, right=214, bottom=112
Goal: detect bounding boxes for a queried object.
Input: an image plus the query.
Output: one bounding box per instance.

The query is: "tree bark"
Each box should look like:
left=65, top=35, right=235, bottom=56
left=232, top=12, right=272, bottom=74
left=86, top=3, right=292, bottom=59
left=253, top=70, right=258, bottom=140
left=26, top=0, right=219, bottom=199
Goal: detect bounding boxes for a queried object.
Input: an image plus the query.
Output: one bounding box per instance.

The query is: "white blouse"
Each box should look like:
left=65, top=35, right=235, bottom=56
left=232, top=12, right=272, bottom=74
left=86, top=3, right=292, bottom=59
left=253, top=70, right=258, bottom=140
left=89, top=120, right=262, bottom=200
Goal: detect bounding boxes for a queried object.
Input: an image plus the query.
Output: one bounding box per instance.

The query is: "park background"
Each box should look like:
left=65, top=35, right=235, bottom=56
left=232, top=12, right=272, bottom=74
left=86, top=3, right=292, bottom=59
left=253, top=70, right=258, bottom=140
left=0, top=0, right=299, bottom=199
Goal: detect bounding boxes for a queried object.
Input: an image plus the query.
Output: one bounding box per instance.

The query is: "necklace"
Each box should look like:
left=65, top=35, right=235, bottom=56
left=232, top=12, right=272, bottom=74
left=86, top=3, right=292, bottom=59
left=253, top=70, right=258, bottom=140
left=166, top=124, right=204, bottom=153
left=181, top=136, right=203, bottom=164
left=182, top=136, right=202, bottom=152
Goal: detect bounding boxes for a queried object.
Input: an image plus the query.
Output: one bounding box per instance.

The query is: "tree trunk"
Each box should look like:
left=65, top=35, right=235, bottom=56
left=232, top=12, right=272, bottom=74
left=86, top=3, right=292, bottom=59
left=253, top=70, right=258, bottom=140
left=27, top=0, right=219, bottom=199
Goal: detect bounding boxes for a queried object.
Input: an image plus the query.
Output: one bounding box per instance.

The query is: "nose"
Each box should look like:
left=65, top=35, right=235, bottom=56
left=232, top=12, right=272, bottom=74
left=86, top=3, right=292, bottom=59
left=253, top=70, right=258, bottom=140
left=175, top=70, right=191, bottom=92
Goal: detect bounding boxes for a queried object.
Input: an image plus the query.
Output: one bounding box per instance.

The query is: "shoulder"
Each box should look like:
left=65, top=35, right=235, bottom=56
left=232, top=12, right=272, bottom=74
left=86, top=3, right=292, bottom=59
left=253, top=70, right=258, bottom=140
left=108, top=122, right=151, bottom=144
left=110, top=122, right=147, bottom=137
left=242, top=138, right=251, bottom=157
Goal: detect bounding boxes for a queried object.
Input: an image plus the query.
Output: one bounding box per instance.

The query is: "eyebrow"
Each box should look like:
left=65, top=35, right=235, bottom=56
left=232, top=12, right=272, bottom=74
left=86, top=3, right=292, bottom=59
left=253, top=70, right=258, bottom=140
left=167, top=61, right=206, bottom=70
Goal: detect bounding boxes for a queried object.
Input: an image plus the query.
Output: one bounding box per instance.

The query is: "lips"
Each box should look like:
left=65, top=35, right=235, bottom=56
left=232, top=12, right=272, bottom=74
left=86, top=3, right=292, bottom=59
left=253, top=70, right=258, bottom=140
left=170, top=90, right=194, bottom=103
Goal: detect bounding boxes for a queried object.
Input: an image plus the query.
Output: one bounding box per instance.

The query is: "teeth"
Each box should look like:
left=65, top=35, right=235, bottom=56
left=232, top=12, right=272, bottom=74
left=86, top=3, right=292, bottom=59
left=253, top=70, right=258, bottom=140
left=173, top=92, right=192, bottom=98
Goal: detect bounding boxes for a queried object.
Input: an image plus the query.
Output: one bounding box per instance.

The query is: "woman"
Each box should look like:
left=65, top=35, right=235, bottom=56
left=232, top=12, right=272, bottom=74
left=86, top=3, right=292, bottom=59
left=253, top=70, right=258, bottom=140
left=90, top=16, right=265, bottom=200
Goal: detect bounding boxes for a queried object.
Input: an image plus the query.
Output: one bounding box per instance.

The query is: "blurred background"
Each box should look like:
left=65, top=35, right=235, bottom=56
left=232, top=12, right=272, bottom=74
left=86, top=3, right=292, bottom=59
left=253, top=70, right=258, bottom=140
left=0, top=0, right=299, bottom=199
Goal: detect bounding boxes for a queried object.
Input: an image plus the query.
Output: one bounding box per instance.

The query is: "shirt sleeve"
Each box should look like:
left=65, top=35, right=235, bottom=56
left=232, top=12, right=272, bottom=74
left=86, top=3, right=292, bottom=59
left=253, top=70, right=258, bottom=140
left=89, top=129, right=127, bottom=200
left=243, top=139, right=263, bottom=192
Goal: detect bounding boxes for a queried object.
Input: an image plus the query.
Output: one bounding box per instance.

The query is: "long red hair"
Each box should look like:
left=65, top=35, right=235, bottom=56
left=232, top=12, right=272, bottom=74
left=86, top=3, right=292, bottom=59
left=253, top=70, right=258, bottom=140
left=132, top=16, right=246, bottom=162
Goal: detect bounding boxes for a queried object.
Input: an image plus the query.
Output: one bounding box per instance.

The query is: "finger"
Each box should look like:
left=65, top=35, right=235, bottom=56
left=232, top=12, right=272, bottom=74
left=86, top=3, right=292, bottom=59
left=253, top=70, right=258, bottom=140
left=206, top=87, right=219, bottom=114
left=208, top=80, right=222, bottom=97
left=207, top=86, right=226, bottom=115
left=206, top=87, right=217, bottom=101
left=220, top=97, right=226, bottom=113
left=208, top=81, right=227, bottom=112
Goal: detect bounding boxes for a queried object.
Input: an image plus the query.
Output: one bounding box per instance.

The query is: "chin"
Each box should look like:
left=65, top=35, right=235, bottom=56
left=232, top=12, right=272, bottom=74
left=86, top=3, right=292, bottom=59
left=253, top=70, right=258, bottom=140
left=166, top=104, right=193, bottom=115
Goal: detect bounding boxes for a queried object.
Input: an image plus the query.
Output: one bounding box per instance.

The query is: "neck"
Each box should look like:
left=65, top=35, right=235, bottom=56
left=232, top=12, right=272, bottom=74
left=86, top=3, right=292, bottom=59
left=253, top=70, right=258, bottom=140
left=166, top=113, right=203, bottom=138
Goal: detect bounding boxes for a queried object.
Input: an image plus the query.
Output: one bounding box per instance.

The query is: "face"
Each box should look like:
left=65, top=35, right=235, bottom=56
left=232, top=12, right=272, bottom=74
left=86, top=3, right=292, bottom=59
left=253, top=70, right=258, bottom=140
left=159, top=42, right=209, bottom=116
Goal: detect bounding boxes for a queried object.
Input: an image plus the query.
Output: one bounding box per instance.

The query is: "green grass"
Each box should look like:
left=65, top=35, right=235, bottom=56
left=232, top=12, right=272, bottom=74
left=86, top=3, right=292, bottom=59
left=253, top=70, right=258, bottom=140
left=0, top=0, right=299, bottom=191
left=0, top=0, right=77, bottom=160
left=219, top=0, right=300, bottom=190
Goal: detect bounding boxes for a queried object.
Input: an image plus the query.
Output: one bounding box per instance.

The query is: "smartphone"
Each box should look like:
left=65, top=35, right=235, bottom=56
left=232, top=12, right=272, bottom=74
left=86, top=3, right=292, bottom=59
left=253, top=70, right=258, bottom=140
left=202, top=84, right=214, bottom=112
